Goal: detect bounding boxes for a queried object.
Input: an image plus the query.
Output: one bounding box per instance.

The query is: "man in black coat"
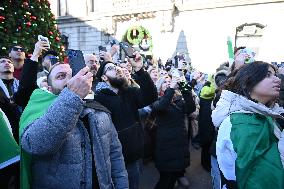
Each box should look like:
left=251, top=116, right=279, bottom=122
left=0, top=57, right=21, bottom=142
left=95, top=52, right=158, bottom=189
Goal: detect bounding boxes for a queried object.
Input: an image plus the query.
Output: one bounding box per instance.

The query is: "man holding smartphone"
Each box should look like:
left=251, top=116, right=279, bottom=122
left=16, top=41, right=128, bottom=189
left=95, top=51, right=158, bottom=189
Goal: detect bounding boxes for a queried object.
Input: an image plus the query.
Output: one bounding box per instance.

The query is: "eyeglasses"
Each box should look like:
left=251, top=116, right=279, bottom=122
left=12, top=47, right=25, bottom=52
left=87, top=60, right=99, bottom=65
left=103, top=65, right=116, bottom=74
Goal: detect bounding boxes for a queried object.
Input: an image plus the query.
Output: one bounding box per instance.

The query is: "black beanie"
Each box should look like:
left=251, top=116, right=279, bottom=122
left=96, top=61, right=113, bottom=81
left=42, top=50, right=59, bottom=59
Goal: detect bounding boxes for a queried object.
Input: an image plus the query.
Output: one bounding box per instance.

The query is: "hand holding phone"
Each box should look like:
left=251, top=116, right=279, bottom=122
left=98, top=46, right=107, bottom=63
left=99, top=51, right=112, bottom=63
left=119, top=42, right=135, bottom=59
left=38, top=35, right=50, bottom=49
left=129, top=52, right=143, bottom=72
left=30, top=40, right=49, bottom=61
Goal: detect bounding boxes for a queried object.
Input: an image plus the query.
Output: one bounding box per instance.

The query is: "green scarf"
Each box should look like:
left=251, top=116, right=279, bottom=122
left=19, top=89, right=57, bottom=189
left=231, top=113, right=284, bottom=189
left=0, top=109, right=20, bottom=169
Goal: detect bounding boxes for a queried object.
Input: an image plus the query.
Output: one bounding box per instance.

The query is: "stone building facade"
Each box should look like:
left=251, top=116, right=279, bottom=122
left=50, top=0, right=284, bottom=72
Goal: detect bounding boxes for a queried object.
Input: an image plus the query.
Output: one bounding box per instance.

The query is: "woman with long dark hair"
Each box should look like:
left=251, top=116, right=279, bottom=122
left=152, top=75, right=196, bottom=189
left=212, top=61, right=284, bottom=189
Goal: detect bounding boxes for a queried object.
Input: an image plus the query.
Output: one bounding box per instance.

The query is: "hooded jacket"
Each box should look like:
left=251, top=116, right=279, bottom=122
left=20, top=88, right=128, bottom=189
left=94, top=69, right=157, bottom=164
left=212, top=90, right=284, bottom=189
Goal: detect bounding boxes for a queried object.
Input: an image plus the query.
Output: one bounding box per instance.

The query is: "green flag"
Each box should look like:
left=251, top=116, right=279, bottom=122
left=0, top=109, right=20, bottom=169
left=19, top=89, right=57, bottom=189
left=227, top=36, right=234, bottom=64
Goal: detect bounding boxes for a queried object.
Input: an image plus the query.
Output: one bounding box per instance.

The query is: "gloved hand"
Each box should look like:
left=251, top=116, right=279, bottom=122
left=278, top=130, right=284, bottom=168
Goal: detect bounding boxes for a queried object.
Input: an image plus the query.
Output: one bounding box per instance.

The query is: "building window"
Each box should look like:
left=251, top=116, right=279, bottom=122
left=58, top=0, right=68, bottom=16
left=90, top=0, right=94, bottom=12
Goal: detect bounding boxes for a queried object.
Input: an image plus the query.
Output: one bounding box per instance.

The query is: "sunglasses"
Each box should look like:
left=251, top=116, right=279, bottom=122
left=103, top=65, right=116, bottom=74
left=12, top=47, right=25, bottom=52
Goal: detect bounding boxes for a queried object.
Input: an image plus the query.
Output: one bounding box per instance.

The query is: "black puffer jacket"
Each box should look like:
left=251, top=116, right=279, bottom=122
left=94, top=69, right=158, bottom=164
left=152, top=88, right=195, bottom=171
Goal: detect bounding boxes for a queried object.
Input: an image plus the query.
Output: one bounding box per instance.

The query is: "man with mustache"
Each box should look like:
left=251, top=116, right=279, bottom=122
left=20, top=59, right=128, bottom=188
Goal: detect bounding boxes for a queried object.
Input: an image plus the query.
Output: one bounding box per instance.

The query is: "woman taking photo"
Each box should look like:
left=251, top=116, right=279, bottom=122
left=152, top=75, right=196, bottom=189
left=212, top=61, right=284, bottom=189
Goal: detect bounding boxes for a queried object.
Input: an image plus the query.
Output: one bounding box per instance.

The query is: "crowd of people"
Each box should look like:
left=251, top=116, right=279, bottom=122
left=0, top=37, right=284, bottom=189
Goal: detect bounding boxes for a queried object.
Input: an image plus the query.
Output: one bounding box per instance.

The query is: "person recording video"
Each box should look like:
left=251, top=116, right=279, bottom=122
left=94, top=50, right=157, bottom=189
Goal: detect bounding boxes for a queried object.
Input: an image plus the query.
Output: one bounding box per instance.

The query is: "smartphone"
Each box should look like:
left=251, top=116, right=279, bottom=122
left=98, top=46, right=107, bottom=52
left=119, top=42, right=135, bottom=58
left=98, top=46, right=107, bottom=63
left=66, top=49, right=86, bottom=76
left=38, top=35, right=50, bottom=49
left=174, top=55, right=179, bottom=68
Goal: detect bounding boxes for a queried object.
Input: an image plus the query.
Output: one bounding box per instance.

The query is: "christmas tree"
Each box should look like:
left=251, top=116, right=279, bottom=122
left=0, top=0, right=64, bottom=57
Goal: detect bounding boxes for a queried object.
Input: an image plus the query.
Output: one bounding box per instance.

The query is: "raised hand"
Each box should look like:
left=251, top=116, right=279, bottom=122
left=30, top=41, right=50, bottom=62
left=129, top=52, right=143, bottom=72
left=67, top=67, right=93, bottom=99
left=99, top=51, right=113, bottom=62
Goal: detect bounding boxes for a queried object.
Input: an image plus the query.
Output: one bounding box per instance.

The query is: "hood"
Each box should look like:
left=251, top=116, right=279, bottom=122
left=214, top=70, right=229, bottom=88
left=212, top=90, right=284, bottom=128
left=95, top=82, right=113, bottom=93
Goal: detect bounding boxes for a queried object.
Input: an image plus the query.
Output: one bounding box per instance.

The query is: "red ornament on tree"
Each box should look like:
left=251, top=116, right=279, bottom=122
left=18, top=26, right=22, bottom=30
left=22, top=2, right=29, bottom=7
left=26, top=22, right=31, bottom=27
left=30, top=16, right=37, bottom=20
left=0, top=16, right=5, bottom=21
left=55, top=36, right=60, bottom=41
left=48, top=31, right=53, bottom=35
